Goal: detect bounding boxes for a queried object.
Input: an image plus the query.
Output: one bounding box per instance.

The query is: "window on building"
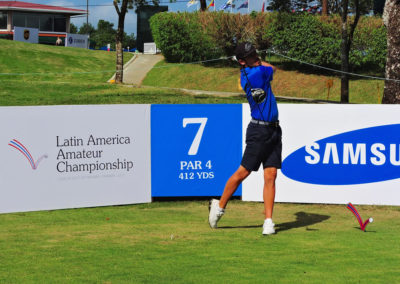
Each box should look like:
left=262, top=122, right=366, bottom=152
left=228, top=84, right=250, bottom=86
left=0, top=12, right=7, bottom=29
left=12, top=12, right=26, bottom=28
left=11, top=12, right=68, bottom=32
left=26, top=14, right=39, bottom=29
left=40, top=14, right=53, bottom=31
left=54, top=15, right=66, bottom=32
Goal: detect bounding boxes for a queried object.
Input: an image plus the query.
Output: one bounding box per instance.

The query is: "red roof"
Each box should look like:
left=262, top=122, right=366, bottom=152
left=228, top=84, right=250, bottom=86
left=0, top=1, right=87, bottom=14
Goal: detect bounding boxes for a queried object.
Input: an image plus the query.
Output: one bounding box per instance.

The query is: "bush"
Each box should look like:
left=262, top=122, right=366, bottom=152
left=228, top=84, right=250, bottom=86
left=150, top=12, right=222, bottom=63
left=150, top=11, right=387, bottom=72
left=265, top=13, right=341, bottom=66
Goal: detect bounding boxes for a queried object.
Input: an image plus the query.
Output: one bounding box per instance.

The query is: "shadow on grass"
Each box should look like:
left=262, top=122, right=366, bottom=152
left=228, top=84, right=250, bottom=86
left=353, top=227, right=377, bottom=233
left=218, top=211, right=330, bottom=232
left=276, top=212, right=330, bottom=233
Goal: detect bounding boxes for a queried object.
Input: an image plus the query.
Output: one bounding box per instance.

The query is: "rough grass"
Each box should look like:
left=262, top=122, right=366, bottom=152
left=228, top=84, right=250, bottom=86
left=143, top=59, right=385, bottom=104
left=0, top=201, right=399, bottom=283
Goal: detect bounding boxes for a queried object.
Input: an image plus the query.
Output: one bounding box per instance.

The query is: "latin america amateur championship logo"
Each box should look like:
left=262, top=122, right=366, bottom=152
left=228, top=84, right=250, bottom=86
left=282, top=124, right=400, bottom=185
left=9, top=139, right=47, bottom=170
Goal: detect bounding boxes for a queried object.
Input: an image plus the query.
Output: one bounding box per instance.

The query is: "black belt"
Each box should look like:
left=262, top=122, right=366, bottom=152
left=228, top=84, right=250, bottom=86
left=250, top=119, right=279, bottom=127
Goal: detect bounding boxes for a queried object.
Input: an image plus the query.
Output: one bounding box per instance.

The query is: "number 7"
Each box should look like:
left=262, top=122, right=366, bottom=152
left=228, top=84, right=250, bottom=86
left=183, top=118, right=208, bottom=155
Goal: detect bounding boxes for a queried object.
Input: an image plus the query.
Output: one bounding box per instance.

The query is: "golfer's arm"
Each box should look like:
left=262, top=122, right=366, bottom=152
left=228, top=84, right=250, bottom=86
left=261, top=61, right=276, bottom=73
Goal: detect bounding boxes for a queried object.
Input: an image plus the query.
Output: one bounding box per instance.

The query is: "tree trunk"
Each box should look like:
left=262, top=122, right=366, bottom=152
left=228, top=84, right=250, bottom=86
left=114, top=0, right=128, bottom=84
left=115, top=34, right=124, bottom=84
left=382, top=0, right=400, bottom=103
left=322, top=0, right=328, bottom=15
left=340, top=0, right=350, bottom=103
left=340, top=0, right=360, bottom=103
left=200, top=0, right=207, bottom=11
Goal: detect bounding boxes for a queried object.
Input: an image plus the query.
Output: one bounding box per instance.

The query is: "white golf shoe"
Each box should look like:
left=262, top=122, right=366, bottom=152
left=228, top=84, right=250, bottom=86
left=208, top=199, right=224, bottom=228
left=262, top=218, right=275, bottom=235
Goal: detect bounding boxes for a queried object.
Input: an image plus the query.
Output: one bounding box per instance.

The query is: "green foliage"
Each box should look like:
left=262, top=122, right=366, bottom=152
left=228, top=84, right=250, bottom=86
left=150, top=12, right=221, bottom=62
left=265, top=13, right=386, bottom=70
left=267, top=0, right=294, bottom=11
left=78, top=22, right=96, bottom=37
left=351, top=17, right=387, bottom=70
left=149, top=12, right=386, bottom=71
left=92, top=20, right=116, bottom=49
left=77, top=20, right=136, bottom=50
left=265, top=13, right=341, bottom=66
left=69, top=23, right=78, bottom=34
left=124, top=33, right=137, bottom=50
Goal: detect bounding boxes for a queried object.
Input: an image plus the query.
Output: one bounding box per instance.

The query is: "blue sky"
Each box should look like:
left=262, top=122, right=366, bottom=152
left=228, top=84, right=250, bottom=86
left=30, top=0, right=267, bottom=35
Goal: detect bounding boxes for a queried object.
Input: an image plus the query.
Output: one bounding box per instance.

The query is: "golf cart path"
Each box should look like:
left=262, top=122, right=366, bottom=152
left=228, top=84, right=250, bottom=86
left=123, top=54, right=163, bottom=85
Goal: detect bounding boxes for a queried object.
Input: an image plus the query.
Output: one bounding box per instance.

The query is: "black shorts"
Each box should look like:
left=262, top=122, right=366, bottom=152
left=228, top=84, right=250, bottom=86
left=241, top=122, right=282, bottom=171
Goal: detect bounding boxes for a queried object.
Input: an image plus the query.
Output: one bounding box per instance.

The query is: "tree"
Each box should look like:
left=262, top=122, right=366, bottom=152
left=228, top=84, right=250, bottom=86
left=93, top=20, right=116, bottom=49
left=382, top=0, right=400, bottom=103
left=123, top=33, right=136, bottom=50
left=79, top=22, right=97, bottom=49
left=339, top=0, right=372, bottom=102
left=79, top=22, right=96, bottom=36
left=113, top=0, right=158, bottom=84
left=373, top=0, right=386, bottom=14
left=200, top=0, right=207, bottom=11
left=69, top=23, right=78, bottom=33
left=267, top=0, right=293, bottom=11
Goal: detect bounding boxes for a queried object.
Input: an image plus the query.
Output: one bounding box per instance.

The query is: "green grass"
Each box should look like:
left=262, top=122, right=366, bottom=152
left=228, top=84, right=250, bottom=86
left=0, top=40, right=246, bottom=105
left=0, top=201, right=399, bottom=283
left=143, top=59, right=384, bottom=104
left=0, top=39, right=384, bottom=105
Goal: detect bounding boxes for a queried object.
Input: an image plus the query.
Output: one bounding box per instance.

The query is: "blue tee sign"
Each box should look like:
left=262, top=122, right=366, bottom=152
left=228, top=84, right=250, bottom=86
left=151, top=104, right=242, bottom=197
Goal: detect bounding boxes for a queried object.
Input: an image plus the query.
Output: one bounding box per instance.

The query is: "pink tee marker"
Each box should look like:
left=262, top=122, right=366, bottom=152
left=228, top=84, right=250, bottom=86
left=347, top=203, right=373, bottom=231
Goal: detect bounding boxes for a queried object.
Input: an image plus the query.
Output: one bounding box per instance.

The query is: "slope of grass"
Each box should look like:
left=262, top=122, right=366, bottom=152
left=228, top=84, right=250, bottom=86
left=0, top=201, right=399, bottom=283
left=0, top=40, right=248, bottom=105
left=143, top=59, right=384, bottom=104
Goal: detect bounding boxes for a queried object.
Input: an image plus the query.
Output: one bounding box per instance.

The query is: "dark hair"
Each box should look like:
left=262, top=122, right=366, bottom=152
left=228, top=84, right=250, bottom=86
left=235, top=42, right=256, bottom=60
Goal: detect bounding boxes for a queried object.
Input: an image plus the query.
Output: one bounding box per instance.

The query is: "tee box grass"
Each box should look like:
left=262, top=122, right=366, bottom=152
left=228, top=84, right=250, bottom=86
left=0, top=201, right=399, bottom=283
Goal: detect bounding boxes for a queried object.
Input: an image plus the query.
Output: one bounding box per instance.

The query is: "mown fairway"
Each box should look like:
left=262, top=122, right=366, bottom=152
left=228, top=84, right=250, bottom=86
left=0, top=201, right=399, bottom=283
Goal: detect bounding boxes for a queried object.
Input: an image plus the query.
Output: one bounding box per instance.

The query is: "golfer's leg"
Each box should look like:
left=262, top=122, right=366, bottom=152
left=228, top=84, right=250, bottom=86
left=219, top=166, right=250, bottom=209
left=263, top=167, right=277, bottom=219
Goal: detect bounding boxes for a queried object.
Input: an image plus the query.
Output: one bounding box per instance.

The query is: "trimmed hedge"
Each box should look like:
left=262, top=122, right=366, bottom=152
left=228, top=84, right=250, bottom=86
left=150, top=12, right=386, bottom=71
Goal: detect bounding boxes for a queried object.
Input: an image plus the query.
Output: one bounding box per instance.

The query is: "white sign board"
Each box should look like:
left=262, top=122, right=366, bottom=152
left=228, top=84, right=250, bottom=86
left=242, top=104, right=400, bottom=205
left=14, top=27, right=39, bottom=44
left=143, top=42, right=157, bottom=54
left=65, top=33, right=88, bottom=48
left=0, top=105, right=151, bottom=213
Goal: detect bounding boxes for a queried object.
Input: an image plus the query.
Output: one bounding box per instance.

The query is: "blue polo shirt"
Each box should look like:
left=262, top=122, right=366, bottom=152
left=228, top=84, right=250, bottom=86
left=240, top=65, right=279, bottom=122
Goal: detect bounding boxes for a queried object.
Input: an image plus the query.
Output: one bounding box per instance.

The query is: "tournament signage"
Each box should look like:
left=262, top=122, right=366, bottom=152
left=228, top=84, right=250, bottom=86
left=151, top=104, right=242, bottom=196
left=0, top=105, right=151, bottom=213
left=242, top=104, right=400, bottom=206
left=14, top=27, right=39, bottom=44
left=65, top=33, right=88, bottom=48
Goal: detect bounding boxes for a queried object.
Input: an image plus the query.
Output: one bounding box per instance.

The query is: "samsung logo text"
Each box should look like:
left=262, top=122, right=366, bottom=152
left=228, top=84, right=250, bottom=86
left=282, top=124, right=400, bottom=185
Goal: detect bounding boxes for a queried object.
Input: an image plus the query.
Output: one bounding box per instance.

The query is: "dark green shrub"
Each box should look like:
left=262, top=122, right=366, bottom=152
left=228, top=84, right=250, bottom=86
left=150, top=12, right=222, bottom=63
left=264, top=13, right=341, bottom=66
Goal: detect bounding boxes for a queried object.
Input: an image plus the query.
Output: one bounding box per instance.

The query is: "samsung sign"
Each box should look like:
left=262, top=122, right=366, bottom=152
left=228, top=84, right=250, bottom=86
left=242, top=105, right=400, bottom=205
left=283, top=124, right=400, bottom=185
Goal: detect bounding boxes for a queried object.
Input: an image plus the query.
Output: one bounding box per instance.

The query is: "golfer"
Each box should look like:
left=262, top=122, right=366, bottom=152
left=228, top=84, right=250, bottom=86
left=208, top=42, right=282, bottom=235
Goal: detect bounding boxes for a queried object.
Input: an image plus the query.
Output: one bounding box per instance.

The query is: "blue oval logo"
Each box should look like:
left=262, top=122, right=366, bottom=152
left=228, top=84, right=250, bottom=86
left=282, top=124, right=400, bottom=185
